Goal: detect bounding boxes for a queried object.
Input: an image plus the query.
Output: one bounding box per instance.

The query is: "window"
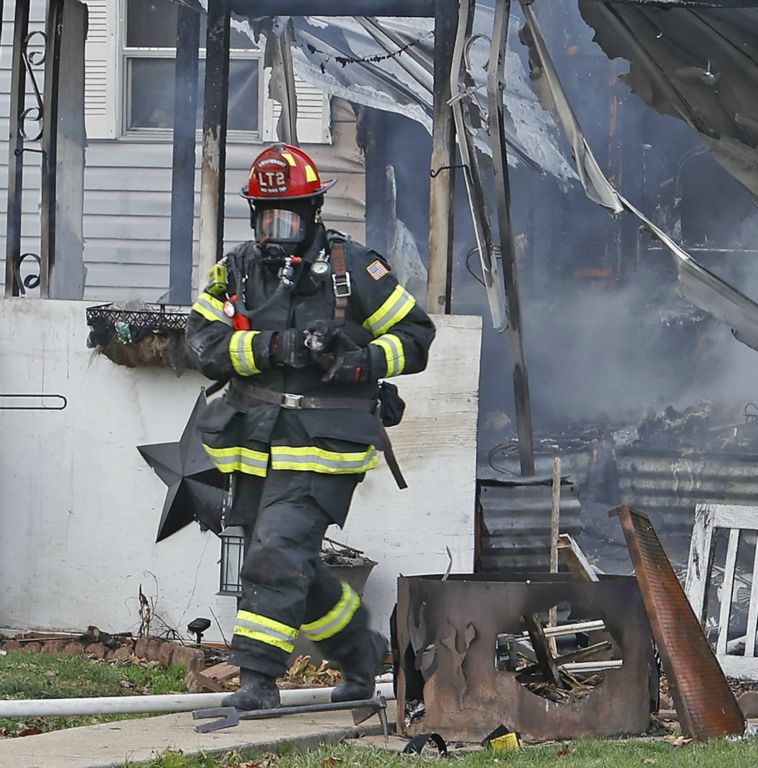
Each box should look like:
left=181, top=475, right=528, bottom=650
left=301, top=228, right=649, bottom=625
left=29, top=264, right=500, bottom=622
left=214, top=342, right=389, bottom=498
left=82, top=0, right=331, bottom=143
left=124, top=0, right=261, bottom=136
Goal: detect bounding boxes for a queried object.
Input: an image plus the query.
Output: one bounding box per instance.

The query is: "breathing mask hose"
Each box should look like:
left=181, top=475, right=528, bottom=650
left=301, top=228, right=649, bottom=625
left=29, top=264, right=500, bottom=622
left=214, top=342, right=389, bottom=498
left=234, top=280, right=293, bottom=322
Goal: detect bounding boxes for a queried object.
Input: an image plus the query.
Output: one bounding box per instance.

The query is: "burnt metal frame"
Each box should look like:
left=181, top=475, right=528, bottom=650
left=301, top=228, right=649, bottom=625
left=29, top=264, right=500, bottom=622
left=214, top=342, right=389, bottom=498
left=396, top=573, right=656, bottom=741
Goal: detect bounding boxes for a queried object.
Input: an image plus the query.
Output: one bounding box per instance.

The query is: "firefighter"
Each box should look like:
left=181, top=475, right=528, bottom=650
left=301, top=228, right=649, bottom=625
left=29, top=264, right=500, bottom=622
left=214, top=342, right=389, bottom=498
left=186, top=143, right=435, bottom=710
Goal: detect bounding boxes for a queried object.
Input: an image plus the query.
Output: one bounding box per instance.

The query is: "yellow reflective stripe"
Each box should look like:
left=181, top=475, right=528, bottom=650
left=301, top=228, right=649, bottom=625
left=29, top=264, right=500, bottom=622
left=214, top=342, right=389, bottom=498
left=202, top=444, right=269, bottom=477
left=229, top=330, right=261, bottom=376
left=280, top=151, right=297, bottom=166
left=304, top=164, right=318, bottom=182
left=301, top=582, right=361, bottom=642
left=370, top=333, right=406, bottom=377
left=234, top=610, right=298, bottom=653
left=237, top=610, right=299, bottom=639
left=362, top=285, right=416, bottom=337
left=192, top=292, right=232, bottom=326
left=270, top=445, right=378, bottom=474
left=233, top=626, right=295, bottom=653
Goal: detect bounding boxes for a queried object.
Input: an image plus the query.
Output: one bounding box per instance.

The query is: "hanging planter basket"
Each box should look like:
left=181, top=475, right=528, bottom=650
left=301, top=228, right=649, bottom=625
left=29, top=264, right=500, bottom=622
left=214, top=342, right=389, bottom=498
left=86, top=302, right=196, bottom=375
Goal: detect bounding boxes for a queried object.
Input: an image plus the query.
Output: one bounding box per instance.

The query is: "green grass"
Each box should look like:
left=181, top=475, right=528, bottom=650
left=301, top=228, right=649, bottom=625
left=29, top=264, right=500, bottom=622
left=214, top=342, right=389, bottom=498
left=121, top=738, right=758, bottom=768
left=0, top=651, right=187, bottom=736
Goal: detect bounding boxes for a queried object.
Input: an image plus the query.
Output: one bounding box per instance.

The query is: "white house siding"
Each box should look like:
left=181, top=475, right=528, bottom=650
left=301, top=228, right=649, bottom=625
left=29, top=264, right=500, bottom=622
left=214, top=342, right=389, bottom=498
left=0, top=299, right=479, bottom=641
left=0, top=0, right=366, bottom=300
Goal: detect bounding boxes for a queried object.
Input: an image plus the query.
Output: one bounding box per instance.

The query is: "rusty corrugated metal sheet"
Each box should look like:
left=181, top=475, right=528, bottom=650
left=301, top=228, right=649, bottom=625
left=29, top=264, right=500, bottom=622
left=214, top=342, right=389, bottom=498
left=478, top=479, right=583, bottom=572
left=616, top=448, right=758, bottom=565
left=614, top=505, right=745, bottom=741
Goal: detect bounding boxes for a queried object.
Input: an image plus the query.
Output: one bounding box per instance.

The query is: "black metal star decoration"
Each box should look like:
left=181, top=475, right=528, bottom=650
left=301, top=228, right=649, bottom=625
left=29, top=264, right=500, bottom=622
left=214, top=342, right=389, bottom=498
left=138, top=391, right=226, bottom=542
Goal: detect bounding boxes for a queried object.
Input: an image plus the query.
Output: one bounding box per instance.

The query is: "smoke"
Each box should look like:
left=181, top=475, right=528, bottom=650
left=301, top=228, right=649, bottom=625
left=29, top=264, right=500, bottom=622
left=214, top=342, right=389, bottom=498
left=458, top=1, right=758, bottom=456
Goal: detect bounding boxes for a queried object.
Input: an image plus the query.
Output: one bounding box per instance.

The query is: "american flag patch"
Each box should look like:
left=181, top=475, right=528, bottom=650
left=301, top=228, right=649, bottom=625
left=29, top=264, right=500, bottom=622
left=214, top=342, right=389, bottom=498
left=367, top=259, right=389, bottom=281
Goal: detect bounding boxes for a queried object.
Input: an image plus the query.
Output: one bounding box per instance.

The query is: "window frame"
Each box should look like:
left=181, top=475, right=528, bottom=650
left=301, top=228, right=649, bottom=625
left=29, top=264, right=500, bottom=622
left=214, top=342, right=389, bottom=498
left=120, top=3, right=265, bottom=142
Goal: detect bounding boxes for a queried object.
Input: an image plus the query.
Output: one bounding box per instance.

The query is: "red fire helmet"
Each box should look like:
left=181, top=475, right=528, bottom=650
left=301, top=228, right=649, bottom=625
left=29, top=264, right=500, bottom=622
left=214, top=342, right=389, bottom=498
left=242, top=143, right=336, bottom=202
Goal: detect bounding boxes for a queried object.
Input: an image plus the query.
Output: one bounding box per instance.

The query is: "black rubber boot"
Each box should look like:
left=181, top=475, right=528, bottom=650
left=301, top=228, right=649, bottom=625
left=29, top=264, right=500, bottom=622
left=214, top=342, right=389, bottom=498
left=330, top=630, right=388, bottom=703
left=222, top=668, right=281, bottom=711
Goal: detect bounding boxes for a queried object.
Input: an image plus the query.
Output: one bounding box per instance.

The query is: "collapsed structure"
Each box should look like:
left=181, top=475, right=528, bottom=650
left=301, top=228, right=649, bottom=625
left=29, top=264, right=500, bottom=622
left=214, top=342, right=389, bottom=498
left=3, top=0, right=758, bottom=745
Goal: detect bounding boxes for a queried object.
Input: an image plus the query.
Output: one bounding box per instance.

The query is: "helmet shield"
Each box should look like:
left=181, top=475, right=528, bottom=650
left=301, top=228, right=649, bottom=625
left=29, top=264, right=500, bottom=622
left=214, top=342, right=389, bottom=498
left=255, top=207, right=308, bottom=244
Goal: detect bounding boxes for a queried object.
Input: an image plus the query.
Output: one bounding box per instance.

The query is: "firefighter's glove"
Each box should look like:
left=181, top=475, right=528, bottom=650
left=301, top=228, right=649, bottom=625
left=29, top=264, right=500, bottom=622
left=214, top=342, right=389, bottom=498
left=312, top=344, right=372, bottom=384
left=270, top=329, right=310, bottom=369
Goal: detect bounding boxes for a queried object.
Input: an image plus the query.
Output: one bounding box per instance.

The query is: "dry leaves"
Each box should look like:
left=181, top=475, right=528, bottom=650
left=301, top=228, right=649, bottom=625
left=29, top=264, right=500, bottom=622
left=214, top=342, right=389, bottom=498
left=234, top=757, right=279, bottom=768
left=282, top=655, right=342, bottom=687
left=321, top=758, right=344, bottom=768
left=665, top=735, right=693, bottom=747
left=557, top=744, right=576, bottom=757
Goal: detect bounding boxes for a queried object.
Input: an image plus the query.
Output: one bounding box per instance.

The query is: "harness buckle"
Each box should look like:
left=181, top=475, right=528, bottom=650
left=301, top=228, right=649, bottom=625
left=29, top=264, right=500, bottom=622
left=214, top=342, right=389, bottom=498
left=332, top=273, right=352, bottom=298
left=280, top=393, right=303, bottom=409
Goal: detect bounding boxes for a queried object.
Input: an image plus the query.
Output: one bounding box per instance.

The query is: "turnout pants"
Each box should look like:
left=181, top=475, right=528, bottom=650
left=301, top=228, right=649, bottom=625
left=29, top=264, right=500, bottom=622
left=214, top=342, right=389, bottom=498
left=228, top=469, right=369, bottom=678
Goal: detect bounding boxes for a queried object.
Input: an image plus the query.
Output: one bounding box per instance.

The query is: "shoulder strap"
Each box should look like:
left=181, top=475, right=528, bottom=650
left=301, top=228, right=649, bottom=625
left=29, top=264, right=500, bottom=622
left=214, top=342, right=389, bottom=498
left=330, top=238, right=351, bottom=325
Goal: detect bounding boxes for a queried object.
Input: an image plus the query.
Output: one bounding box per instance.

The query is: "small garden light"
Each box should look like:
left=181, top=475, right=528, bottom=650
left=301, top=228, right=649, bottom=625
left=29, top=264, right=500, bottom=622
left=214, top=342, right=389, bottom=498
left=187, top=617, right=212, bottom=645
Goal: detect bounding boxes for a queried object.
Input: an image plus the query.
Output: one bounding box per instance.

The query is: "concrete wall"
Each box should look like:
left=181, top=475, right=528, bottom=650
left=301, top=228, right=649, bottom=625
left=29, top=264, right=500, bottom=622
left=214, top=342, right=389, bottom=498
left=0, top=298, right=480, bottom=644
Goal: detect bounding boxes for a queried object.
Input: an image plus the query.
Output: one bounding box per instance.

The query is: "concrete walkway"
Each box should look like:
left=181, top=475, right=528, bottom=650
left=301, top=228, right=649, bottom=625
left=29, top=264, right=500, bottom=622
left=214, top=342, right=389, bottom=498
left=0, top=705, right=393, bottom=768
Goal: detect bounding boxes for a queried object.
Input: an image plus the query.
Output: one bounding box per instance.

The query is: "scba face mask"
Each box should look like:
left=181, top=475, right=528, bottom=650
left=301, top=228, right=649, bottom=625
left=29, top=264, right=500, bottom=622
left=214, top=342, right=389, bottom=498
left=255, top=208, right=308, bottom=246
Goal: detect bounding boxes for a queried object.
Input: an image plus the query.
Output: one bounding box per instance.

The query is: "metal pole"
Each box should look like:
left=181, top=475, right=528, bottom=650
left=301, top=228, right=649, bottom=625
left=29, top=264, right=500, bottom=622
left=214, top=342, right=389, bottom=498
left=426, top=0, right=457, bottom=314
left=197, top=0, right=230, bottom=287
left=0, top=682, right=396, bottom=718
left=41, top=0, right=65, bottom=298
left=169, top=4, right=200, bottom=305
left=5, top=0, right=30, bottom=296
left=548, top=456, right=561, bottom=654
left=487, top=0, right=535, bottom=475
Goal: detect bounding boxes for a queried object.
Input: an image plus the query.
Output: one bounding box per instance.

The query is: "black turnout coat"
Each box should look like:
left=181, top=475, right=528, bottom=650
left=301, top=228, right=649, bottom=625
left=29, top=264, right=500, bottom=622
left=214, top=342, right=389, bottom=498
left=185, top=226, right=436, bottom=524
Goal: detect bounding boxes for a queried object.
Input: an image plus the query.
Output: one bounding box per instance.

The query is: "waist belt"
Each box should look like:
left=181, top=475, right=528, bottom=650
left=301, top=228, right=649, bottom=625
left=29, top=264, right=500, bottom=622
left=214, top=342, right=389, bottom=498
left=230, top=381, right=377, bottom=412
left=229, top=381, right=408, bottom=490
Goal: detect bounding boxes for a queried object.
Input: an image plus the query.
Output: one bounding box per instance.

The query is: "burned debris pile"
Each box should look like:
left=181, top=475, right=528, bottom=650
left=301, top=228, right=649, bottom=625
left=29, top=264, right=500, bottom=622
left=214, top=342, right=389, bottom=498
left=498, top=615, right=618, bottom=705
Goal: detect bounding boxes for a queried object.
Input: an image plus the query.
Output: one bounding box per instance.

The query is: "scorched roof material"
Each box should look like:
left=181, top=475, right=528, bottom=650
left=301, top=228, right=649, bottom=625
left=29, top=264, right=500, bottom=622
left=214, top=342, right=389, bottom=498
left=228, top=9, right=576, bottom=181
left=579, top=1, right=758, bottom=199
left=521, top=3, right=758, bottom=353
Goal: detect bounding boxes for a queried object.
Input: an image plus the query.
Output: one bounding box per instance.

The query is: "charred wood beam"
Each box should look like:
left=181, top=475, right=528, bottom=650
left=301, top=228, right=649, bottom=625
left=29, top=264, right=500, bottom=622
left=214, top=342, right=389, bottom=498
left=426, top=0, right=457, bottom=313
left=169, top=4, right=200, bottom=305
left=228, top=0, right=435, bottom=16
left=523, top=613, right=564, bottom=688
left=5, top=0, right=30, bottom=297
left=487, top=0, right=535, bottom=476
left=558, top=533, right=599, bottom=581
left=197, top=0, right=230, bottom=286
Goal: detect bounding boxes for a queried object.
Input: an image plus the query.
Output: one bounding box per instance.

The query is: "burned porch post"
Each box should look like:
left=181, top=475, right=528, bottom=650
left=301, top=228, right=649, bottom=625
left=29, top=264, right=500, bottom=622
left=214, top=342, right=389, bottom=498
left=197, top=0, right=231, bottom=284
left=426, top=0, right=457, bottom=314
left=168, top=4, right=201, bottom=305
left=487, top=0, right=535, bottom=476
left=46, top=0, right=86, bottom=300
